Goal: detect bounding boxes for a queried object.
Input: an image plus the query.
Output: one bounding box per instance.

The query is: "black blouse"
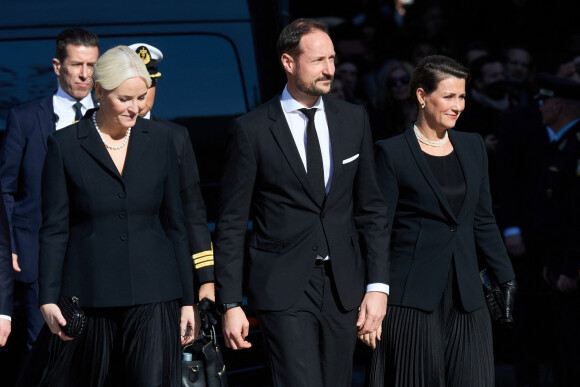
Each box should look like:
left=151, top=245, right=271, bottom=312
left=423, top=150, right=466, bottom=217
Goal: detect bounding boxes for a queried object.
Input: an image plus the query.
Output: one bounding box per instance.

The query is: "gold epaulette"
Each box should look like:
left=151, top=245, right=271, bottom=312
left=192, top=243, right=214, bottom=269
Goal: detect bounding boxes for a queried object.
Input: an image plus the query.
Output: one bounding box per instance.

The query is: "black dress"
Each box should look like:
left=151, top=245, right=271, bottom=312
left=368, top=150, right=494, bottom=387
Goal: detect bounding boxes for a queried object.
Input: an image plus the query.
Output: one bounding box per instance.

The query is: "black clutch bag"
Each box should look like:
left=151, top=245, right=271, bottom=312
left=57, top=296, right=86, bottom=338
left=479, top=268, right=506, bottom=322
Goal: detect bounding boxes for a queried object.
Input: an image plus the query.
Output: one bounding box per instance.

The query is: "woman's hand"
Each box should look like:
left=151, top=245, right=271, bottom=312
left=180, top=305, right=200, bottom=345
left=358, top=323, right=382, bottom=350
left=40, top=303, right=73, bottom=341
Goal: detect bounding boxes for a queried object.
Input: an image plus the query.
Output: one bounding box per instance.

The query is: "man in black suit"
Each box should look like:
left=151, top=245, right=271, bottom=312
left=129, top=43, right=215, bottom=302
left=214, top=19, right=390, bottom=386
left=0, top=28, right=99, bottom=351
left=0, top=182, right=13, bottom=347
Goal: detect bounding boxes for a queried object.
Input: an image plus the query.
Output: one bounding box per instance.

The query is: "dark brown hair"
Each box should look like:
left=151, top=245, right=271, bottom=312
left=276, top=18, right=329, bottom=64
left=55, top=28, right=99, bottom=62
left=409, top=55, right=469, bottom=108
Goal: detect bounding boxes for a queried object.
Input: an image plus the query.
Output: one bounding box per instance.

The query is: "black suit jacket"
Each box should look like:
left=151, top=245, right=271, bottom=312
left=39, top=114, right=194, bottom=307
left=151, top=115, right=214, bottom=286
left=0, top=96, right=55, bottom=283
left=0, top=180, right=13, bottom=317
left=375, top=127, right=515, bottom=312
left=214, top=95, right=390, bottom=312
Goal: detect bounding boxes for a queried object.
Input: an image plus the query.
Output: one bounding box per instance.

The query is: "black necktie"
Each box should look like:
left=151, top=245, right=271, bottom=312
left=299, top=108, right=326, bottom=203
left=73, top=102, right=83, bottom=122
left=299, top=108, right=329, bottom=258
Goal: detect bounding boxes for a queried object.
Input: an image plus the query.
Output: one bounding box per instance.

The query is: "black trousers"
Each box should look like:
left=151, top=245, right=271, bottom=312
left=18, top=300, right=181, bottom=387
left=256, top=260, right=359, bottom=387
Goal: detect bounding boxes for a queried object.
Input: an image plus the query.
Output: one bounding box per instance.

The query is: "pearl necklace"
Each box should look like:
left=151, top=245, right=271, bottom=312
left=414, top=124, right=448, bottom=147
left=92, top=111, right=131, bottom=150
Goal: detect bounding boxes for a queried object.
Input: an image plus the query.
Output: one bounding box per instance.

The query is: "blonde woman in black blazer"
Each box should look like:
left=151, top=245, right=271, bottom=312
left=34, top=46, right=197, bottom=386
left=367, top=56, right=516, bottom=386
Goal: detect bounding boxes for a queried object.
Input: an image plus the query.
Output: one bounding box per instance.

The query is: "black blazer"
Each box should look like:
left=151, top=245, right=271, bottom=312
left=39, top=114, right=194, bottom=308
left=0, top=180, right=13, bottom=317
left=151, top=115, right=214, bottom=286
left=0, top=96, right=55, bottom=283
left=375, top=127, right=514, bottom=312
left=215, top=95, right=390, bottom=312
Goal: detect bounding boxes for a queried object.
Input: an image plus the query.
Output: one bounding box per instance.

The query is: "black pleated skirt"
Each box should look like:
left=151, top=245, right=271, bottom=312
left=368, top=267, right=494, bottom=387
left=18, top=300, right=181, bottom=387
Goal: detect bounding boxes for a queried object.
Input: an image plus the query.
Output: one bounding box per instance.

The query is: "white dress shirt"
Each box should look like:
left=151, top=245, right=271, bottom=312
left=279, top=86, right=389, bottom=295
left=53, top=86, right=95, bottom=130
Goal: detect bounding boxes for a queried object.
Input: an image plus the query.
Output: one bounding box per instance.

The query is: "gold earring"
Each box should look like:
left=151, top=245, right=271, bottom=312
left=421, top=103, right=425, bottom=109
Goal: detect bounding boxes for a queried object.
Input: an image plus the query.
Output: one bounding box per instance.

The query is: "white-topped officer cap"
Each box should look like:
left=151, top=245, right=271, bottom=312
left=129, top=43, right=163, bottom=78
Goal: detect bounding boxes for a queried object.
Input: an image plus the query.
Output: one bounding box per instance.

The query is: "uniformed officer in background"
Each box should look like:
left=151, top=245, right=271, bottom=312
left=532, top=72, right=580, bottom=386
left=129, top=43, right=215, bottom=303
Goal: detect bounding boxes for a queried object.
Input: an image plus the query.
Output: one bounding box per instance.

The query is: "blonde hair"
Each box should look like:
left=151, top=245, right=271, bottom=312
left=93, top=45, right=151, bottom=91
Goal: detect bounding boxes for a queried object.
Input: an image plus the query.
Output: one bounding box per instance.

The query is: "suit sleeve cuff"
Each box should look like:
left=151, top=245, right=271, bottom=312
left=366, top=283, right=389, bottom=295
left=0, top=314, right=11, bottom=321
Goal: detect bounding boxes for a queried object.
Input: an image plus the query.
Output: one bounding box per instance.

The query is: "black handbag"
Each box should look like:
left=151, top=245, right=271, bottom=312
left=182, top=325, right=228, bottom=387
left=479, top=268, right=506, bottom=322
left=57, top=296, right=86, bottom=338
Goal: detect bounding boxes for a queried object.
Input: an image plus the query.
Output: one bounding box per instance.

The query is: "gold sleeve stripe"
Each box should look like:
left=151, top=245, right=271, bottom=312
left=195, top=261, right=214, bottom=269
left=193, top=254, right=212, bottom=262
left=192, top=249, right=213, bottom=260
left=194, top=256, right=213, bottom=265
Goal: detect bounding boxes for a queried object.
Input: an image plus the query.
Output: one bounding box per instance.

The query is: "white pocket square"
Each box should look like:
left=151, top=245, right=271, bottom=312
left=342, top=154, right=360, bottom=164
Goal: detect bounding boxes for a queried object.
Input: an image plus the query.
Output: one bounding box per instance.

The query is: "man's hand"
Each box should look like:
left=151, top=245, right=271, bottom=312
left=358, top=323, right=382, bottom=349
left=12, top=253, right=21, bottom=272
left=0, top=319, right=11, bottom=347
left=356, top=291, right=388, bottom=335
left=504, top=234, right=526, bottom=257
left=40, top=303, right=73, bottom=341
left=222, top=307, right=252, bottom=350
left=198, top=282, right=215, bottom=302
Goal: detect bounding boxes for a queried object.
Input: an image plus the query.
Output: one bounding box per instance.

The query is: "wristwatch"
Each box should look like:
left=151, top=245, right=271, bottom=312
left=217, top=302, right=242, bottom=314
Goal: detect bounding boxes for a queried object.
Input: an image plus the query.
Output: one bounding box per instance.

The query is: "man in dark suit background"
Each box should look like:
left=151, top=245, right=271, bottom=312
left=0, top=181, right=13, bottom=347
left=214, top=19, right=390, bottom=386
left=0, top=28, right=99, bottom=351
left=532, top=73, right=580, bottom=385
left=129, top=43, right=215, bottom=302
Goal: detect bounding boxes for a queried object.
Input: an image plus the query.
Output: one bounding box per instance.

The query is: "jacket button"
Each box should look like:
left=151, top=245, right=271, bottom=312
left=118, top=192, right=126, bottom=198
left=120, top=233, right=128, bottom=241
left=320, top=212, right=326, bottom=219
left=119, top=212, right=127, bottom=219
left=312, top=245, right=318, bottom=251
left=450, top=225, right=457, bottom=232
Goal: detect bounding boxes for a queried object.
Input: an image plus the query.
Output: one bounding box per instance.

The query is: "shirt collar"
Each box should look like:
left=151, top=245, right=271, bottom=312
left=549, top=118, right=580, bottom=143
left=54, top=85, right=94, bottom=109
left=280, top=85, right=324, bottom=114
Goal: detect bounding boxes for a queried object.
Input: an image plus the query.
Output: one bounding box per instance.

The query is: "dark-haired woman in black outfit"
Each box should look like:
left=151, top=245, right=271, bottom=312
left=366, top=55, right=516, bottom=386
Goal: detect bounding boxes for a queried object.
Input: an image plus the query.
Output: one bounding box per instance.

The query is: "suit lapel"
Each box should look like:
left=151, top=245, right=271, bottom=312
left=38, top=96, right=56, bottom=150
left=78, top=116, right=123, bottom=182
left=122, top=118, right=150, bottom=177
left=267, top=98, right=323, bottom=207
left=404, top=127, right=458, bottom=223
left=323, top=96, right=342, bottom=202
left=448, top=130, right=471, bottom=221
